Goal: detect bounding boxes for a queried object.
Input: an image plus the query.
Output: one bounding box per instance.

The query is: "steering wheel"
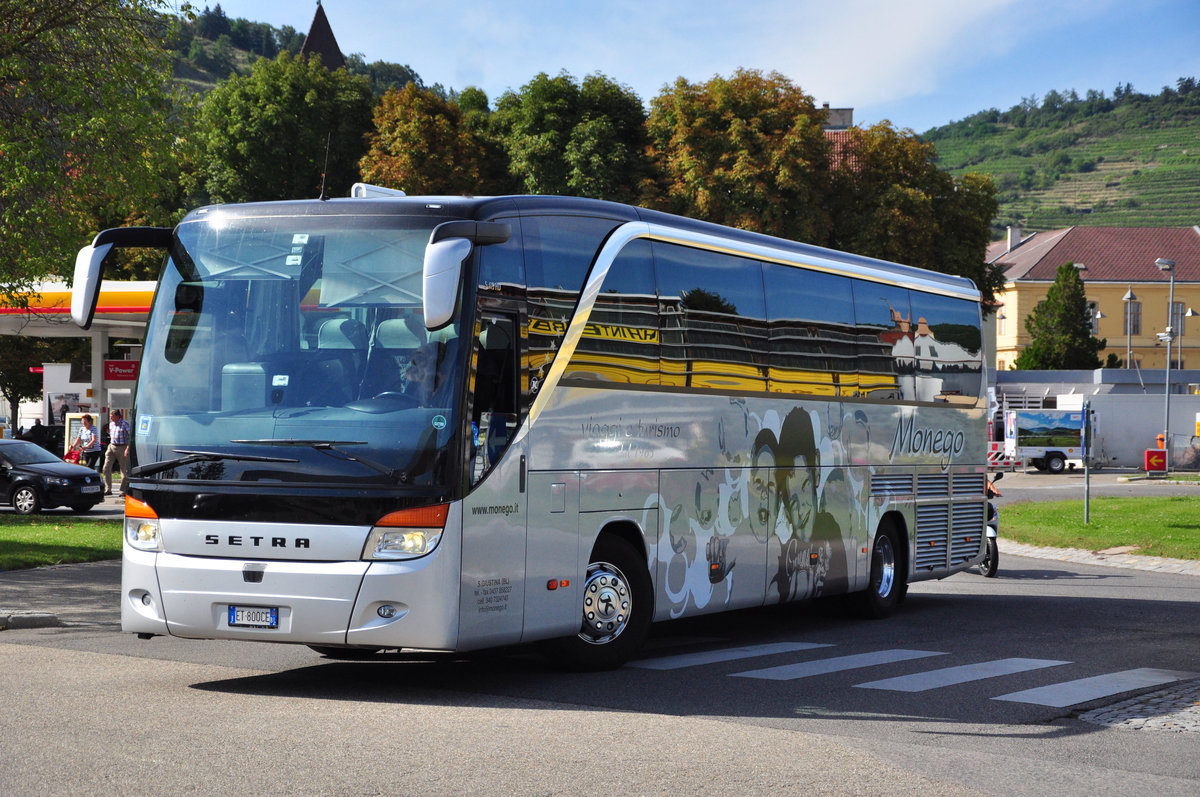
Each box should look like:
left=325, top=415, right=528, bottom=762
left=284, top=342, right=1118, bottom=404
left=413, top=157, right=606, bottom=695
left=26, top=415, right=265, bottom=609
left=373, top=391, right=420, bottom=408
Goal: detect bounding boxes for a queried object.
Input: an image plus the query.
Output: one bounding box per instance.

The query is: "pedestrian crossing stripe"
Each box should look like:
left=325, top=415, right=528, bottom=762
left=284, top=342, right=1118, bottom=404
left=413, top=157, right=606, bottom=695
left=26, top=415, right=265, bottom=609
left=730, top=649, right=947, bottom=681
left=855, top=657, right=1072, bottom=692
left=992, top=668, right=1199, bottom=707
left=630, top=642, right=834, bottom=670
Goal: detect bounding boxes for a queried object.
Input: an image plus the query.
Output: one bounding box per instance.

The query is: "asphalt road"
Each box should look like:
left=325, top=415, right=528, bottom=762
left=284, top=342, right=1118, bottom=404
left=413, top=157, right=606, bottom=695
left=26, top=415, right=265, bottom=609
left=2, top=547, right=1198, bottom=795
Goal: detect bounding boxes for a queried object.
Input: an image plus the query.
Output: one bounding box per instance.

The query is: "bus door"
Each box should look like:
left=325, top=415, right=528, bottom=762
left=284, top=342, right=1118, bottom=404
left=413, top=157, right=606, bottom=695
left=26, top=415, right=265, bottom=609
left=458, top=313, right=527, bottom=649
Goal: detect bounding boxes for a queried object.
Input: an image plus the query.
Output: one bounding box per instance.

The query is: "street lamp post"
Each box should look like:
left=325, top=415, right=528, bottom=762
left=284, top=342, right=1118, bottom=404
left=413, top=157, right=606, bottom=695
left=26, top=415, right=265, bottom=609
left=1122, top=287, right=1137, bottom=368
left=1156, top=258, right=1176, bottom=474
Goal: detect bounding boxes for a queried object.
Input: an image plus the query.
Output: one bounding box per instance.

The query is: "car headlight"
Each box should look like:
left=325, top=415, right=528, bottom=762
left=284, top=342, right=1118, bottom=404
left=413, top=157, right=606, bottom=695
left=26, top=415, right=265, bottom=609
left=44, top=477, right=69, bottom=487
left=362, top=504, right=448, bottom=560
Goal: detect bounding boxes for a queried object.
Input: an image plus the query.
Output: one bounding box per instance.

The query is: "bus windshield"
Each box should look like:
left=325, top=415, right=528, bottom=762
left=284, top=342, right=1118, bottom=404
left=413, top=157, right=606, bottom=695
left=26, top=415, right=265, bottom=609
left=135, top=211, right=465, bottom=491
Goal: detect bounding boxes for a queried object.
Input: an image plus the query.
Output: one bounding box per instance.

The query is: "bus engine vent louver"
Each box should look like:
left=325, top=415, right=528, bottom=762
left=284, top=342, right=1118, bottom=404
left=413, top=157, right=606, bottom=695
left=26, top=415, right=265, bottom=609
left=871, top=474, right=913, bottom=497
left=915, top=504, right=949, bottom=569
left=952, top=472, right=987, bottom=496
left=916, top=473, right=950, bottom=498
left=951, top=503, right=986, bottom=564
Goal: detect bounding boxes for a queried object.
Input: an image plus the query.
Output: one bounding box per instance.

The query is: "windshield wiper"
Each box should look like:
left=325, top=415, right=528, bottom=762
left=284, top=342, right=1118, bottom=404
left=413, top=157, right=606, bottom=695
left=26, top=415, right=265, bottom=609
left=130, top=449, right=300, bottom=478
left=232, top=439, right=409, bottom=484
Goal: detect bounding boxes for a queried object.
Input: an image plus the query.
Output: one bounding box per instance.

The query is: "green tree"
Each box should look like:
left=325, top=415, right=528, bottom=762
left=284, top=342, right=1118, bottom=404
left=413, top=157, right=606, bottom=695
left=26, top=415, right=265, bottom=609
left=827, top=123, right=1003, bottom=307
left=1013, top=263, right=1105, bottom=369
left=0, top=0, right=181, bottom=296
left=494, top=71, right=648, bottom=201
left=359, top=84, right=511, bottom=195
left=197, top=51, right=374, bottom=203
left=644, top=69, right=831, bottom=243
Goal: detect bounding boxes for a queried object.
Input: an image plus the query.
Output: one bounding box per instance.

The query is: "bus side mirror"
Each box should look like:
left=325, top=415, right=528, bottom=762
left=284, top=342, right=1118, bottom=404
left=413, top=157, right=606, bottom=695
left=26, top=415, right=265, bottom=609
left=422, top=237, right=471, bottom=331
left=422, top=221, right=511, bottom=331
left=71, top=227, right=172, bottom=329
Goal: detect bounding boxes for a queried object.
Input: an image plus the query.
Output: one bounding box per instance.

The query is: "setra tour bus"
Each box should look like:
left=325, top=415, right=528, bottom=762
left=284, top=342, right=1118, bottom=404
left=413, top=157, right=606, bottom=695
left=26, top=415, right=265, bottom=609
left=71, top=187, right=988, bottom=669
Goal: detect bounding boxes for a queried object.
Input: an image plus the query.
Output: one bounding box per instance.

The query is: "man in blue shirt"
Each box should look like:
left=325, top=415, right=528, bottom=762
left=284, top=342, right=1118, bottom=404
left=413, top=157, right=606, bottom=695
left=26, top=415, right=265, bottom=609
left=103, top=409, right=131, bottom=495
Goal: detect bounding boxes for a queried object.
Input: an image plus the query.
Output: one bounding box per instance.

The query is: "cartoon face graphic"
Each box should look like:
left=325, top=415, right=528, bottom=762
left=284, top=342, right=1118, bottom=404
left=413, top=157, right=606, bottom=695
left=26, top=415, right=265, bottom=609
left=749, top=437, right=776, bottom=542
left=783, top=453, right=816, bottom=540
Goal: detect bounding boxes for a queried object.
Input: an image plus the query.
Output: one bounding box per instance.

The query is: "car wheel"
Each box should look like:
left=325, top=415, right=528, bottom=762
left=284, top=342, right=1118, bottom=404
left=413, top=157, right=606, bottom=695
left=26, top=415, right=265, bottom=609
left=12, top=485, right=42, bottom=515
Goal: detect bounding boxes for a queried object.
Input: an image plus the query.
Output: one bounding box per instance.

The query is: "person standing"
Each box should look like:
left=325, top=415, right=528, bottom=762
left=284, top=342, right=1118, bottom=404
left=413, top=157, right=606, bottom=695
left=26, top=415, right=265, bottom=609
left=103, top=409, right=131, bottom=495
left=71, top=414, right=102, bottom=470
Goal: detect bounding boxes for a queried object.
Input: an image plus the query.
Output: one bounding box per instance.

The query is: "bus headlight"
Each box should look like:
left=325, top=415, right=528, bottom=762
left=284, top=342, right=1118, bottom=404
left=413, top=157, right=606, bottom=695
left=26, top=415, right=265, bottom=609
left=125, top=517, right=162, bottom=551
left=124, top=495, right=162, bottom=551
left=362, top=504, right=448, bottom=560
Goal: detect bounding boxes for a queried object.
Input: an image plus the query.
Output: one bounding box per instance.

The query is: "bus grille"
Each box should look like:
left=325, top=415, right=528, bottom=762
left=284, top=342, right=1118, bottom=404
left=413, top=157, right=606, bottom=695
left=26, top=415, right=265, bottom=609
left=951, top=503, right=986, bottom=563
left=915, top=504, right=949, bottom=569
left=871, top=474, right=913, bottom=497
left=917, top=474, right=950, bottom=497
left=953, top=472, right=987, bottom=496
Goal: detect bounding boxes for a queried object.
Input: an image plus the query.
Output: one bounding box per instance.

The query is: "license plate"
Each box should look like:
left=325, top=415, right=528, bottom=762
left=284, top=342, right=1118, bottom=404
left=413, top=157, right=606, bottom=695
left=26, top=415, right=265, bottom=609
left=228, top=605, right=278, bottom=628
left=81, top=485, right=102, bottom=494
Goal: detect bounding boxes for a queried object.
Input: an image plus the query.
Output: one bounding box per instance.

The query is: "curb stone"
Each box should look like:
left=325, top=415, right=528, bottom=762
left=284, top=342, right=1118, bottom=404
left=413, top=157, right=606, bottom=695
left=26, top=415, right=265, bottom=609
left=0, top=611, right=62, bottom=630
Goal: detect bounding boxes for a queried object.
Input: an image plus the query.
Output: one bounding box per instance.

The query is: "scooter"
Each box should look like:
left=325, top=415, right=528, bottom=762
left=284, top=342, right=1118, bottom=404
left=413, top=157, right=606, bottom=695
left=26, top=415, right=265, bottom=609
left=979, top=471, right=1002, bottom=577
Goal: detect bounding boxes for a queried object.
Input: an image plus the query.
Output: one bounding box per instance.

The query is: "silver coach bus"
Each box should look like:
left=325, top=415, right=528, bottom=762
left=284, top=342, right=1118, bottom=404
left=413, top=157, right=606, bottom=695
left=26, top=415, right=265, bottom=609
left=72, top=189, right=987, bottom=669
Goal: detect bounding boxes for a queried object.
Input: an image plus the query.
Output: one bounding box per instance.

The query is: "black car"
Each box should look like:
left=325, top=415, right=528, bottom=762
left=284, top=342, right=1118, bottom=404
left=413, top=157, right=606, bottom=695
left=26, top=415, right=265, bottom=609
left=0, top=439, right=105, bottom=514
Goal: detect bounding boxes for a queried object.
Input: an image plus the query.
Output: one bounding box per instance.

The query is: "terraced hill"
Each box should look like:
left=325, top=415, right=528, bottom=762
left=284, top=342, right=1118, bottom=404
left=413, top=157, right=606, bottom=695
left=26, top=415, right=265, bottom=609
left=925, top=82, right=1200, bottom=234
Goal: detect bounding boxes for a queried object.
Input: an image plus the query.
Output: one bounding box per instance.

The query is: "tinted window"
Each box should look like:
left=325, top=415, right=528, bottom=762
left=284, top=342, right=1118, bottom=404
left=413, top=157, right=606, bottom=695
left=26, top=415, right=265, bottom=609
left=566, top=239, right=659, bottom=384
left=909, top=292, right=983, bottom=404
left=524, top=216, right=622, bottom=396
left=653, top=242, right=767, bottom=391
left=853, top=281, right=912, bottom=400
left=763, top=264, right=857, bottom=396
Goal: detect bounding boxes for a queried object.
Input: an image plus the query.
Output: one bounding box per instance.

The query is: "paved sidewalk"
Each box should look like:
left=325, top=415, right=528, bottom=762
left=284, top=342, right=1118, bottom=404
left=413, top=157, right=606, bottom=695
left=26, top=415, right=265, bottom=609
left=999, top=538, right=1200, bottom=577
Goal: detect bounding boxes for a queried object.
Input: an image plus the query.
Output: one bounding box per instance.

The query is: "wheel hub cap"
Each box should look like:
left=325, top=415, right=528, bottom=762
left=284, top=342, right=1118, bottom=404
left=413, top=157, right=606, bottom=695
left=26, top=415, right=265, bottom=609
left=580, top=565, right=630, bottom=644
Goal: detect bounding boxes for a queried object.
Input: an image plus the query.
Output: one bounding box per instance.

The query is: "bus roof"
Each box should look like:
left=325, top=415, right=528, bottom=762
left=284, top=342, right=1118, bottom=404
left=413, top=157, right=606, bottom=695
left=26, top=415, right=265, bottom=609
left=181, top=194, right=980, bottom=298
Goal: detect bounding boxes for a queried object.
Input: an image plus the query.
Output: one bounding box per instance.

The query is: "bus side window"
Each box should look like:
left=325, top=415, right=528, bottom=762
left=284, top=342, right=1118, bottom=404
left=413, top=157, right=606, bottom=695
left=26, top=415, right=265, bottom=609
left=471, top=314, right=518, bottom=483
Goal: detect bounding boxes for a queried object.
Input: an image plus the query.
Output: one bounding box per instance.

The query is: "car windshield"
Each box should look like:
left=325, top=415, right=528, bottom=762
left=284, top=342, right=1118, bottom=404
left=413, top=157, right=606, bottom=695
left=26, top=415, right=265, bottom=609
left=134, top=210, right=467, bottom=490
left=2, top=441, right=62, bottom=466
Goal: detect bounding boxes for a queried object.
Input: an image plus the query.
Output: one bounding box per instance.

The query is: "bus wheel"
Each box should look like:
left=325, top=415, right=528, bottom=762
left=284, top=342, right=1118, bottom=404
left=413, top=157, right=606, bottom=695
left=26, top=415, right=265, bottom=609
left=550, top=536, right=652, bottom=671
left=851, top=524, right=904, bottom=619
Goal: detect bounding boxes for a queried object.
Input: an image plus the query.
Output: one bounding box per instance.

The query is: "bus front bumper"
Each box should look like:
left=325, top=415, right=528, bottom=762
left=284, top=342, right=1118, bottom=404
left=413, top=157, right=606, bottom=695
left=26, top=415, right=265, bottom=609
left=121, top=547, right=459, bottom=651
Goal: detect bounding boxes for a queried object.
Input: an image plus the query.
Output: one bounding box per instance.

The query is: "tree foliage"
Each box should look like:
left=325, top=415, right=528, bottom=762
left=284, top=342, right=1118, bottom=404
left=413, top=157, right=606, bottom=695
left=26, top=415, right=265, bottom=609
left=359, top=83, right=512, bottom=195
left=1013, top=263, right=1105, bottom=370
left=493, top=71, right=648, bottom=201
left=197, top=51, right=374, bottom=203
left=828, top=123, right=1002, bottom=306
left=0, top=0, right=181, bottom=295
left=645, top=69, right=832, bottom=243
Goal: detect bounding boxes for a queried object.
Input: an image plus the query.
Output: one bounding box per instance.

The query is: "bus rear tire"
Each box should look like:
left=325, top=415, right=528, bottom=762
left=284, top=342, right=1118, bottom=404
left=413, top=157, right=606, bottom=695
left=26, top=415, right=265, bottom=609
left=851, top=524, right=904, bottom=619
left=547, top=535, right=652, bottom=671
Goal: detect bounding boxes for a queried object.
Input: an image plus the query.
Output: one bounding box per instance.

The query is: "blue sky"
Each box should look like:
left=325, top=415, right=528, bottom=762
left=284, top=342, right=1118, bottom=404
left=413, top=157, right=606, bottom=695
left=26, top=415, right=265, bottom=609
left=197, top=0, right=1200, bottom=133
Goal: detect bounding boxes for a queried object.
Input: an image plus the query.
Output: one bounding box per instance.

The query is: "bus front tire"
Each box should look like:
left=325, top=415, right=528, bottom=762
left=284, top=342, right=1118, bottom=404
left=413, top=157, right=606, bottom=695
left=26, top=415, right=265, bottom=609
left=548, top=535, right=652, bottom=671
left=851, top=525, right=904, bottom=619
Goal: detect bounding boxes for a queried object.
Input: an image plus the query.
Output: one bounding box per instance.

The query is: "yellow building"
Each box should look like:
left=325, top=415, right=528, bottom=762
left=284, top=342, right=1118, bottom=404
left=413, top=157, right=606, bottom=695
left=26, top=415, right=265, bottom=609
left=988, top=226, right=1200, bottom=371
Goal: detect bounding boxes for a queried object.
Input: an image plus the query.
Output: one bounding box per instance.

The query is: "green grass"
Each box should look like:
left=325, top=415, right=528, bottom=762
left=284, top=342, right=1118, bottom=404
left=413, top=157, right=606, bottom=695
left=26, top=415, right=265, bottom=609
left=1003, top=495, right=1200, bottom=560
left=0, top=514, right=122, bottom=572
left=2, top=495, right=1198, bottom=572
